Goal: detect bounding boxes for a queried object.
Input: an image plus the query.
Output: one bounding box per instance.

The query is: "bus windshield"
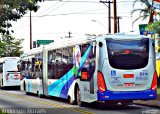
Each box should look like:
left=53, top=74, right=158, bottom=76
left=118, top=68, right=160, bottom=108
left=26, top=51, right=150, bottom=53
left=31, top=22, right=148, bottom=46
left=4, top=60, right=19, bottom=71
left=106, top=38, right=149, bottom=70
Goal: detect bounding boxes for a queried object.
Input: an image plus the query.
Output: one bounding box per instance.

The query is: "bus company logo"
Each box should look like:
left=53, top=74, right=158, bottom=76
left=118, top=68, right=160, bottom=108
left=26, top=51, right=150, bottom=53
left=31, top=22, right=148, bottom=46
left=111, top=70, right=116, bottom=76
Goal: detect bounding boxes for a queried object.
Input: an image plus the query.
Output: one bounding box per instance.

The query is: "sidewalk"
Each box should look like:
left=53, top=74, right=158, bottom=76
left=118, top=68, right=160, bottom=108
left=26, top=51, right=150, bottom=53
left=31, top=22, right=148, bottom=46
left=134, top=95, right=160, bottom=108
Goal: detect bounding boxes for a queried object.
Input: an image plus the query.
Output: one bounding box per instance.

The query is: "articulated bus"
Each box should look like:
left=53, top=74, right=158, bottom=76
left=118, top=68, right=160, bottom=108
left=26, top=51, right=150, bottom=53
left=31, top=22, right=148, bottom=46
left=0, top=57, right=20, bottom=88
left=20, top=33, right=157, bottom=106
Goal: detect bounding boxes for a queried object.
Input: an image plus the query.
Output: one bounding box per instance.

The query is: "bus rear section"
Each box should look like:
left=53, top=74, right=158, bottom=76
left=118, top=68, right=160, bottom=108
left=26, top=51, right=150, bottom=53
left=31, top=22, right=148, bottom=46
left=97, top=36, right=157, bottom=104
left=1, top=58, right=20, bottom=87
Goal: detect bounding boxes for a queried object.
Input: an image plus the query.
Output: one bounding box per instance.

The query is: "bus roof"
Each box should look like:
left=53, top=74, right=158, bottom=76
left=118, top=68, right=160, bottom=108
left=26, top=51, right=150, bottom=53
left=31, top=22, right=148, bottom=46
left=45, top=36, right=96, bottom=51
left=20, top=33, right=151, bottom=57
left=0, top=57, right=20, bottom=63
left=20, top=46, right=43, bottom=58
left=105, top=33, right=150, bottom=40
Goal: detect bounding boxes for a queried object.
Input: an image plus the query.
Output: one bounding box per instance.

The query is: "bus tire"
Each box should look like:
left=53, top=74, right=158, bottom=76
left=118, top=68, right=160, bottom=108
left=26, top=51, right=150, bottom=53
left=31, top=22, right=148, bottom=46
left=23, top=82, right=29, bottom=95
left=68, top=96, right=75, bottom=105
left=76, top=86, right=85, bottom=107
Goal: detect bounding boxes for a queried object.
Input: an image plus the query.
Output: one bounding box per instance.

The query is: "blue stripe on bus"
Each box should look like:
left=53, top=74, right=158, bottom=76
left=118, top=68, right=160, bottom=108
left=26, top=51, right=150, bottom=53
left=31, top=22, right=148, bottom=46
left=97, top=89, right=157, bottom=100
left=60, top=75, right=75, bottom=98
left=48, top=69, right=73, bottom=96
left=28, top=80, right=32, bottom=92
left=48, top=68, right=73, bottom=91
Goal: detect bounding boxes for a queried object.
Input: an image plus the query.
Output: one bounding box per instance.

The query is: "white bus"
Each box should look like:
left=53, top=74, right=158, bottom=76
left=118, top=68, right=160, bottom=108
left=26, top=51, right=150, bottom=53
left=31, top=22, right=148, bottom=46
left=20, top=33, right=157, bottom=106
left=0, top=57, right=20, bottom=88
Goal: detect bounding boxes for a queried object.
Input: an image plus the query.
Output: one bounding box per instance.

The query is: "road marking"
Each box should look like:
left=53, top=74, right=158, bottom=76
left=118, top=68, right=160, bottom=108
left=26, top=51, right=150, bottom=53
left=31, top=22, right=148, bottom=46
left=0, top=91, right=94, bottom=114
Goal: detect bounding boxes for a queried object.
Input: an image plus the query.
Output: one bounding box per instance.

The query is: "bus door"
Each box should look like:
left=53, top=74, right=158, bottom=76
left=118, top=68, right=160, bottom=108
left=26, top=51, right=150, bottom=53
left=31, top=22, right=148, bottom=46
left=79, top=43, right=96, bottom=94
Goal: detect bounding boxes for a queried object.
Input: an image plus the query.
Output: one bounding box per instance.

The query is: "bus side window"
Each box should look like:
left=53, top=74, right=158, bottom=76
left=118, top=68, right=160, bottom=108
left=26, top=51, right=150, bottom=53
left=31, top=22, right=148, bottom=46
left=67, top=47, right=73, bottom=71
left=61, top=47, right=73, bottom=78
left=32, top=58, right=36, bottom=72
left=21, top=61, right=25, bottom=71
left=55, top=49, right=62, bottom=79
left=48, top=50, right=56, bottom=79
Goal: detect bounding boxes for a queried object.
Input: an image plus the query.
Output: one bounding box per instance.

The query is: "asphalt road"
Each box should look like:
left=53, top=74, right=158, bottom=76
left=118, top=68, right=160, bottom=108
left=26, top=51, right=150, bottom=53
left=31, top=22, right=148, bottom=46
left=0, top=89, right=159, bottom=114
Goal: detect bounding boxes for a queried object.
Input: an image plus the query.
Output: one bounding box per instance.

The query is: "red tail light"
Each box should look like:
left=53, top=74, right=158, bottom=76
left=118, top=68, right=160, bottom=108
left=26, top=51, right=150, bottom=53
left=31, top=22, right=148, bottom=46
left=97, top=71, right=107, bottom=93
left=151, top=71, right=157, bottom=91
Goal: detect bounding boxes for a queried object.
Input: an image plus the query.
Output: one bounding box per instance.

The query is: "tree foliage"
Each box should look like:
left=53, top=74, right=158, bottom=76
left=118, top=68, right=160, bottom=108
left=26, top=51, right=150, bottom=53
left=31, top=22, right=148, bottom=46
left=147, top=21, right=160, bottom=52
left=131, top=0, right=152, bottom=25
left=0, top=35, right=24, bottom=57
left=0, top=0, right=43, bottom=35
left=147, top=21, right=160, bottom=36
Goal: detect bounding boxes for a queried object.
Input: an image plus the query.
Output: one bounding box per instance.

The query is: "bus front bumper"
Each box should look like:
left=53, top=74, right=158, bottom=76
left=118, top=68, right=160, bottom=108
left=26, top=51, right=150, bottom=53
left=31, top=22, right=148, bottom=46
left=97, top=89, right=157, bottom=101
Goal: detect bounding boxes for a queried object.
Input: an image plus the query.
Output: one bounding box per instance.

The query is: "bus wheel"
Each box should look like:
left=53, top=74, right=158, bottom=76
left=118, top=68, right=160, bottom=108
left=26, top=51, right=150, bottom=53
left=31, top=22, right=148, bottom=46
left=68, top=96, right=75, bottom=105
left=23, top=82, right=29, bottom=95
left=76, top=87, right=84, bottom=107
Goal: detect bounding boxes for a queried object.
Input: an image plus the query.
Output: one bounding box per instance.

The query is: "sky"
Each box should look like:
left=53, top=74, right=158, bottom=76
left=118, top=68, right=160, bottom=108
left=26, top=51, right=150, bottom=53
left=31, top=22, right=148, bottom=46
left=11, top=0, right=146, bottom=51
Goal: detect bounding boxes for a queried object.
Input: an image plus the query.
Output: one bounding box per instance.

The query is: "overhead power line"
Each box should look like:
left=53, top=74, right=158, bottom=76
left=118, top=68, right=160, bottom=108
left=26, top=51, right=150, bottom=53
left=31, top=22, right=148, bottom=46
left=44, top=0, right=99, bottom=3
left=44, top=0, right=135, bottom=3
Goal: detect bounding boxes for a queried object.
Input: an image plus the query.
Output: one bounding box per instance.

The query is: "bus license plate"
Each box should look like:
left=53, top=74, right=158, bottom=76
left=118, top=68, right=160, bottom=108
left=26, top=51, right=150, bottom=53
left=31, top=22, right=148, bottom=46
left=124, top=83, right=135, bottom=87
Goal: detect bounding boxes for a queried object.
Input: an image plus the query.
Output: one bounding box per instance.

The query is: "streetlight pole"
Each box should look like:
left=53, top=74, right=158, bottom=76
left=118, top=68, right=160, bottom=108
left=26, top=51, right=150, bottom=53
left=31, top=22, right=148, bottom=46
left=30, top=10, right=32, bottom=49
left=91, top=20, right=107, bottom=29
left=100, top=0, right=113, bottom=34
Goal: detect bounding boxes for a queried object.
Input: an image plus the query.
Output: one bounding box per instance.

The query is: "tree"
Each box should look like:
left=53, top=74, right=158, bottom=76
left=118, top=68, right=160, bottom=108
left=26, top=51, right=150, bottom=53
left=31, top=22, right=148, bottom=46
left=131, top=0, right=152, bottom=24
left=0, top=35, right=24, bottom=57
left=0, top=0, right=43, bottom=35
left=147, top=21, right=160, bottom=52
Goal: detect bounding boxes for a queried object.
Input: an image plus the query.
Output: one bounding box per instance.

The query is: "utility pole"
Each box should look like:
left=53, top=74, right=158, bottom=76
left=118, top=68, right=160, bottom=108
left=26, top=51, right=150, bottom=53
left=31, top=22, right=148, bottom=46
left=113, top=0, right=117, bottom=33
left=30, top=10, right=32, bottom=49
left=100, top=0, right=113, bottom=34
left=117, top=16, right=122, bottom=32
